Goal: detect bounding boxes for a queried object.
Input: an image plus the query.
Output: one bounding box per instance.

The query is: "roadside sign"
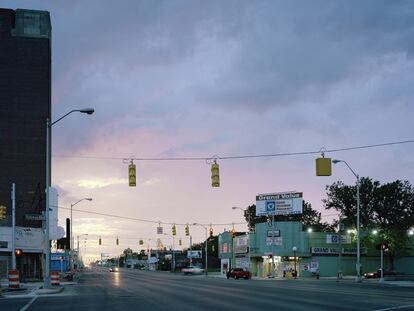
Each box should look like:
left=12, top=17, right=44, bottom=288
left=25, top=214, right=45, bottom=221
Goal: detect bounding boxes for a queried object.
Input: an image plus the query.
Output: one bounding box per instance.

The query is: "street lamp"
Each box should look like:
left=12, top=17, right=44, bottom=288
left=232, top=207, right=251, bottom=272
left=292, top=246, right=297, bottom=279
left=163, top=233, right=176, bottom=272
left=44, top=108, right=94, bottom=288
left=70, top=198, right=92, bottom=271
left=193, top=223, right=208, bottom=276
left=332, top=159, right=361, bottom=283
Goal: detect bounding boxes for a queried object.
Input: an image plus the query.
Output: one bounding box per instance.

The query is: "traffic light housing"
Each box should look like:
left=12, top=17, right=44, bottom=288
left=316, top=157, right=332, bottom=176
left=128, top=161, right=136, bottom=187
left=139, top=240, right=144, bottom=245
left=179, top=239, right=182, bottom=246
left=99, top=237, right=102, bottom=245
left=209, top=227, right=213, bottom=238
left=172, top=225, right=176, bottom=236
left=0, top=205, right=6, bottom=220
left=185, top=225, right=190, bottom=236
left=116, top=238, right=119, bottom=245
left=15, top=249, right=22, bottom=257
left=211, top=160, right=220, bottom=187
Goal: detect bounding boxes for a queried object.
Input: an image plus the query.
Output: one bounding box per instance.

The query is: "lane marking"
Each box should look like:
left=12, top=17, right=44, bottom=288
left=19, top=296, right=37, bottom=311
left=374, top=305, right=414, bottom=311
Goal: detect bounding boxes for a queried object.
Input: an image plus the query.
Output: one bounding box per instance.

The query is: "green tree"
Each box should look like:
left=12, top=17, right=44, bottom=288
left=244, top=202, right=334, bottom=232
left=323, top=177, right=414, bottom=269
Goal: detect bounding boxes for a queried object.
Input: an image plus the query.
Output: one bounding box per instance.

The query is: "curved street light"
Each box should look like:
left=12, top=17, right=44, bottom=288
left=44, top=108, right=94, bottom=288
left=193, top=223, right=208, bottom=276
left=70, top=198, right=92, bottom=271
left=332, top=159, right=361, bottom=283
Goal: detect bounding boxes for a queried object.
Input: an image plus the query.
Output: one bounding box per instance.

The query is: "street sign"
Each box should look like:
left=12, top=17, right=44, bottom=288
left=25, top=214, right=45, bottom=221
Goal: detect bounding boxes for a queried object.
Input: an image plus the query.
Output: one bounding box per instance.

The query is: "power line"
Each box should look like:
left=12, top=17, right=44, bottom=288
left=54, top=205, right=246, bottom=227
left=51, top=138, right=414, bottom=161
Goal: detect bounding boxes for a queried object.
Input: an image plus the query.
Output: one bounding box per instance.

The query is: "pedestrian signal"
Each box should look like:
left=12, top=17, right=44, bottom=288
left=185, top=225, right=190, bottom=236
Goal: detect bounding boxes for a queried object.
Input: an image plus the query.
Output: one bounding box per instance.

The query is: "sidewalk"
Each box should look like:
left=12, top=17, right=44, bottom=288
left=1, top=280, right=77, bottom=298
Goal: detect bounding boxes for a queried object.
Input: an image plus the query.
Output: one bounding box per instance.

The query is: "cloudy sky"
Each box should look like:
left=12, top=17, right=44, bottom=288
left=4, top=0, right=414, bottom=261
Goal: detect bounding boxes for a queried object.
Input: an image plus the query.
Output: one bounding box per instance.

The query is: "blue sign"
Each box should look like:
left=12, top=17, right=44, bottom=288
left=266, top=201, right=276, bottom=213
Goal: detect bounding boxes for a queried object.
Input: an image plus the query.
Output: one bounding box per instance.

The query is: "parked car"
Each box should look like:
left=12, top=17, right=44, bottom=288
left=226, top=268, right=251, bottom=280
left=363, top=269, right=398, bottom=279
left=109, top=267, right=119, bottom=272
left=181, top=266, right=204, bottom=275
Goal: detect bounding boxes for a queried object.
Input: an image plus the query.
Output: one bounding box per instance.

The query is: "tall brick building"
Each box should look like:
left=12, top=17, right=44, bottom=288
left=0, top=8, right=51, bottom=280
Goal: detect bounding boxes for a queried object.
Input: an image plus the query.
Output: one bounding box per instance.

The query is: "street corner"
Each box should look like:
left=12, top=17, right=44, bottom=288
left=35, top=286, right=64, bottom=295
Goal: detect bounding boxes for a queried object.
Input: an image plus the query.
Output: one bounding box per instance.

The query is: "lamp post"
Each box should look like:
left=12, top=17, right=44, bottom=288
left=44, top=108, right=94, bottom=288
left=332, top=159, right=361, bottom=283
left=164, top=233, right=175, bottom=272
left=193, top=223, right=208, bottom=276
left=70, top=198, right=92, bottom=271
left=77, top=234, right=89, bottom=270
left=232, top=207, right=251, bottom=272
left=292, top=246, right=297, bottom=279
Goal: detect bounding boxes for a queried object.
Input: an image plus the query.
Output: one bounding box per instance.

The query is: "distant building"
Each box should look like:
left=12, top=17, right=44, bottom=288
left=0, top=8, right=51, bottom=281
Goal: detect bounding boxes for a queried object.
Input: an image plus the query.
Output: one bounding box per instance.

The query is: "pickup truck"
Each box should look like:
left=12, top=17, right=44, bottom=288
left=226, top=268, right=252, bottom=280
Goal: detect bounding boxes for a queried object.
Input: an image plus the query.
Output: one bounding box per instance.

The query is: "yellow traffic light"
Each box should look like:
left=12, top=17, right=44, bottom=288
left=99, top=237, right=102, bottom=245
left=179, top=239, right=182, bottom=246
left=139, top=240, right=144, bottom=245
left=185, top=225, right=190, bottom=236
left=0, top=205, right=6, bottom=220
left=129, top=161, right=136, bottom=187
left=316, top=157, right=332, bottom=176
left=172, top=225, right=176, bottom=236
left=116, top=238, right=119, bottom=245
left=209, top=227, right=213, bottom=238
left=211, top=160, right=220, bottom=187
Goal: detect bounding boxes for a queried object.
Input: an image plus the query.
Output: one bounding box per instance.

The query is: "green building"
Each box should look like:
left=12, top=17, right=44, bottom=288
left=219, top=221, right=414, bottom=278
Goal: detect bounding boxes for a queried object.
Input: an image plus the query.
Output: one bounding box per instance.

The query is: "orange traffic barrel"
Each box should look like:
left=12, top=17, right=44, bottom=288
left=51, top=271, right=60, bottom=286
left=8, top=269, right=20, bottom=289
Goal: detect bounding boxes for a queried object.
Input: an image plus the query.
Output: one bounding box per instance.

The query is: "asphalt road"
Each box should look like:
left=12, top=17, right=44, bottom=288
left=2, top=268, right=414, bottom=311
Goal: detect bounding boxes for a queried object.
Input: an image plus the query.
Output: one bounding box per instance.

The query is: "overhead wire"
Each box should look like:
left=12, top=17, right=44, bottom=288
left=39, top=138, right=414, bottom=161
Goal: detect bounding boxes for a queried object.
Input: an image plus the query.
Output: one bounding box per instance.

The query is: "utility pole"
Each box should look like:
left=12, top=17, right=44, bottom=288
left=11, top=183, right=16, bottom=270
left=271, top=214, right=275, bottom=278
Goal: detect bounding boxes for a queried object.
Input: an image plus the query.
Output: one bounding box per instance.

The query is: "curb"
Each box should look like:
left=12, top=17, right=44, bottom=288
left=36, top=287, right=64, bottom=295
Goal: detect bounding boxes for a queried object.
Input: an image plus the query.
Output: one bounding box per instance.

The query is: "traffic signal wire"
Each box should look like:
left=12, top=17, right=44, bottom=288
left=49, top=138, right=414, bottom=161
left=52, top=204, right=245, bottom=227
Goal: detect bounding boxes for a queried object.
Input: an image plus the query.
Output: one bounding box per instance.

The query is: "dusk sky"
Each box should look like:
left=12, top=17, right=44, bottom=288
left=3, top=0, right=414, bottom=261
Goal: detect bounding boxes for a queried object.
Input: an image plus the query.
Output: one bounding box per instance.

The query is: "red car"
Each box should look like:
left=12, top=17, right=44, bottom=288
left=226, top=268, right=252, bottom=280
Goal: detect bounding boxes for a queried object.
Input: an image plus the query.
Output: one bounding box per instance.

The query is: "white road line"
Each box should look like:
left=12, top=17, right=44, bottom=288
left=19, top=296, right=37, bottom=311
left=374, top=305, right=414, bottom=311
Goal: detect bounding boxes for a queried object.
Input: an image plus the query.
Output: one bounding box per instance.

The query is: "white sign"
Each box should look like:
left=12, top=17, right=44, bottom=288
left=310, top=261, right=319, bottom=272
left=235, top=256, right=249, bottom=270
left=157, top=227, right=163, bottom=234
left=326, top=234, right=351, bottom=244
left=266, top=237, right=283, bottom=246
left=311, top=247, right=339, bottom=254
left=256, top=192, right=303, bottom=216
left=187, top=250, right=202, bottom=259
left=15, top=227, right=43, bottom=252
left=234, top=235, right=248, bottom=254
left=267, top=230, right=280, bottom=237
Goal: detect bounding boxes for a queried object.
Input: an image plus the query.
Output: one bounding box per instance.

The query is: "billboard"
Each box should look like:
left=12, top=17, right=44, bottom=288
left=187, top=250, right=202, bottom=259
left=256, top=192, right=303, bottom=216
left=234, top=235, right=248, bottom=254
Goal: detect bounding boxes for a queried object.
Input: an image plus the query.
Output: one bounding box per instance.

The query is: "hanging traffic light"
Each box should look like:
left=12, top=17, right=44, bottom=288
left=99, top=237, right=102, bottom=245
left=116, top=238, right=119, bottom=245
left=139, top=240, right=144, bottom=245
left=209, top=227, right=213, bottom=238
left=128, top=161, right=136, bottom=187
left=231, top=228, right=236, bottom=237
left=179, top=239, right=182, bottom=246
left=0, top=205, right=6, bottom=220
left=172, top=225, right=176, bottom=236
left=211, top=160, right=220, bottom=187
left=185, top=225, right=190, bottom=236
left=316, top=156, right=332, bottom=176
left=15, top=249, right=23, bottom=257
